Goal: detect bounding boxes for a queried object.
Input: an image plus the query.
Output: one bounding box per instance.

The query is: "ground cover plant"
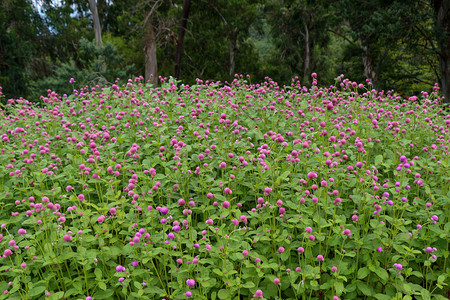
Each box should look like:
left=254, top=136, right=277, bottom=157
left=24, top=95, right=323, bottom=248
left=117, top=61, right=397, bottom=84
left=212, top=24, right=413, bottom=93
left=0, top=74, right=449, bottom=300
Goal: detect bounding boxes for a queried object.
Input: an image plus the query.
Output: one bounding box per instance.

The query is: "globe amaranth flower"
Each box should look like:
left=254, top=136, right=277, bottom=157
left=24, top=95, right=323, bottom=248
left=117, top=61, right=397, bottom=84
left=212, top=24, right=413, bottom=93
left=186, top=279, right=195, bottom=287
left=253, top=289, right=263, bottom=298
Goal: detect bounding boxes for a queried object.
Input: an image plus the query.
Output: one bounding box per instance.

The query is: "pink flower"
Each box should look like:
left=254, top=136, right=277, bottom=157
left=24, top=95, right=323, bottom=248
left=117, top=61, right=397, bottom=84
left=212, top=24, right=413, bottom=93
left=317, top=254, right=324, bottom=261
left=3, top=249, right=12, bottom=257
left=273, top=278, right=280, bottom=284
left=186, top=279, right=195, bottom=287
left=264, top=187, right=272, bottom=196
left=278, top=247, right=285, bottom=253
left=224, top=187, right=232, bottom=194
left=63, top=234, right=72, bottom=241
left=253, top=289, right=263, bottom=298
left=18, top=228, right=26, bottom=236
left=97, top=215, right=105, bottom=224
left=309, top=235, right=315, bottom=241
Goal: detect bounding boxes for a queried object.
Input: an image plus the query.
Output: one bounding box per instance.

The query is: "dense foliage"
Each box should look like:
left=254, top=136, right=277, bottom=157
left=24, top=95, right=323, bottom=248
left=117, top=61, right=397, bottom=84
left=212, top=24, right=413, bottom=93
left=1, top=0, right=449, bottom=103
left=0, top=75, right=448, bottom=299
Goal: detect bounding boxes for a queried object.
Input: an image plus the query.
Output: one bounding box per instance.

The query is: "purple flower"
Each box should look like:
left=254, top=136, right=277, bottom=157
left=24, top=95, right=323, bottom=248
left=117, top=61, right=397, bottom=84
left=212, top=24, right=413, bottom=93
left=186, top=279, right=195, bottom=287
left=131, top=261, right=139, bottom=267
left=116, top=265, right=125, bottom=272
left=253, top=289, right=263, bottom=298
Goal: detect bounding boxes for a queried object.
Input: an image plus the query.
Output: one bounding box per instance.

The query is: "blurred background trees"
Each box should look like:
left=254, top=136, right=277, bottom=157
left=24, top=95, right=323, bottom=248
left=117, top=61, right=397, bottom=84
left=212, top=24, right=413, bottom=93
left=0, top=0, right=448, bottom=103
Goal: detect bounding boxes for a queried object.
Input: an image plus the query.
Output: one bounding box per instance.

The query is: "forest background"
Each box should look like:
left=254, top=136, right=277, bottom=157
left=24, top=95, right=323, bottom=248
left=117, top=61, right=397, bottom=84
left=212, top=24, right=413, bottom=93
left=1, top=0, right=449, bottom=104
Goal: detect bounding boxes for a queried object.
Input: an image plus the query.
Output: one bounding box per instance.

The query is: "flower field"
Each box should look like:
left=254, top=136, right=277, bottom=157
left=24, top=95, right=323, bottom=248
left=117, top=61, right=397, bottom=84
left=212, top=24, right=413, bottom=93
left=0, top=74, right=448, bottom=299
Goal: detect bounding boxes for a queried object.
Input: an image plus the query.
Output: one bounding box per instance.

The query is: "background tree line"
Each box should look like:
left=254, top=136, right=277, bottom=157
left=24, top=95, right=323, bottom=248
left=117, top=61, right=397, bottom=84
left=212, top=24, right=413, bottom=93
left=1, top=0, right=449, bottom=103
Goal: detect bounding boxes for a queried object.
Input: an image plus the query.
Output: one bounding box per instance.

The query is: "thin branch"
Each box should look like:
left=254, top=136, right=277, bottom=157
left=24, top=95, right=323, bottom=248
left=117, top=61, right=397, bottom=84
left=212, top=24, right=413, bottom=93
left=413, top=24, right=440, bottom=57
left=143, top=0, right=164, bottom=27
left=327, top=29, right=356, bottom=46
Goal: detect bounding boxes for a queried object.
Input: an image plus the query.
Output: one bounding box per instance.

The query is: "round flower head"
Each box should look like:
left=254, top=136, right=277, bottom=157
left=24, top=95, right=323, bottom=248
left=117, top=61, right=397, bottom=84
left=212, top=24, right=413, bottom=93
left=186, top=279, right=195, bottom=287
left=253, top=289, right=263, bottom=298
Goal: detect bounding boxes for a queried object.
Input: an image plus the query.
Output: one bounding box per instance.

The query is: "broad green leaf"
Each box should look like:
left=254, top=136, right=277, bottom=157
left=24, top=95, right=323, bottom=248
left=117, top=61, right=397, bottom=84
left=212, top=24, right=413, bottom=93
left=357, top=267, right=370, bottom=279
left=28, top=285, right=46, bottom=297
left=334, top=280, right=345, bottom=295
left=94, top=289, right=114, bottom=299
left=357, top=281, right=374, bottom=296
left=373, top=266, right=389, bottom=283
left=218, top=289, right=230, bottom=299
left=98, top=282, right=107, bottom=290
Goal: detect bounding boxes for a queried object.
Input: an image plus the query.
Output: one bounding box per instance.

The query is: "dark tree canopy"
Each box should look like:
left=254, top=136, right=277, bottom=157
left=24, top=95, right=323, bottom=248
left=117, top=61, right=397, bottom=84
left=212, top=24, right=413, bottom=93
left=0, top=0, right=448, bottom=103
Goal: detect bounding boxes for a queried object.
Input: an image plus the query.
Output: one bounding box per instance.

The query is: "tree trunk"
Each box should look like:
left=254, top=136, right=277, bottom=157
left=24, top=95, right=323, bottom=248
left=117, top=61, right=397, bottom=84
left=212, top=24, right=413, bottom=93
left=229, top=29, right=238, bottom=77
left=302, top=23, right=311, bottom=84
left=358, top=39, right=379, bottom=91
left=144, top=21, right=158, bottom=86
left=433, top=0, right=450, bottom=104
left=89, top=0, right=102, bottom=46
left=174, top=0, right=192, bottom=79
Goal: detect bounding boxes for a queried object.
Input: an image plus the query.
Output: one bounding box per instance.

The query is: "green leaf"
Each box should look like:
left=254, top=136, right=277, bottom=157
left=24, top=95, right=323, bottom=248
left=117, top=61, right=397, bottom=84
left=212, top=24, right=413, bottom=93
left=98, top=281, right=107, bottom=291
left=93, top=289, right=114, bottom=299
left=144, top=286, right=164, bottom=295
left=357, top=281, right=374, bottom=296
left=375, top=155, right=383, bottom=165
left=242, top=281, right=255, bottom=288
left=95, top=268, right=102, bottom=280
left=218, top=289, right=230, bottom=299
left=437, top=274, right=447, bottom=285
left=374, top=294, right=391, bottom=300
left=373, top=266, right=389, bottom=283
left=409, top=271, right=423, bottom=278
left=213, top=269, right=224, bottom=276
left=334, top=280, right=345, bottom=295
left=213, top=193, right=227, bottom=202
left=28, top=285, right=46, bottom=297
left=357, top=267, right=370, bottom=279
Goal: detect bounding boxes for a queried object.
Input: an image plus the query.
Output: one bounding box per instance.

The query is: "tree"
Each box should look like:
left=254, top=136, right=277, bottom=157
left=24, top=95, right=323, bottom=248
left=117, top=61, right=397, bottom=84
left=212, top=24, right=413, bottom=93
left=432, top=0, right=450, bottom=103
left=264, top=0, right=331, bottom=84
left=0, top=0, right=50, bottom=101
left=174, top=0, right=192, bottom=79
left=89, top=0, right=102, bottom=46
